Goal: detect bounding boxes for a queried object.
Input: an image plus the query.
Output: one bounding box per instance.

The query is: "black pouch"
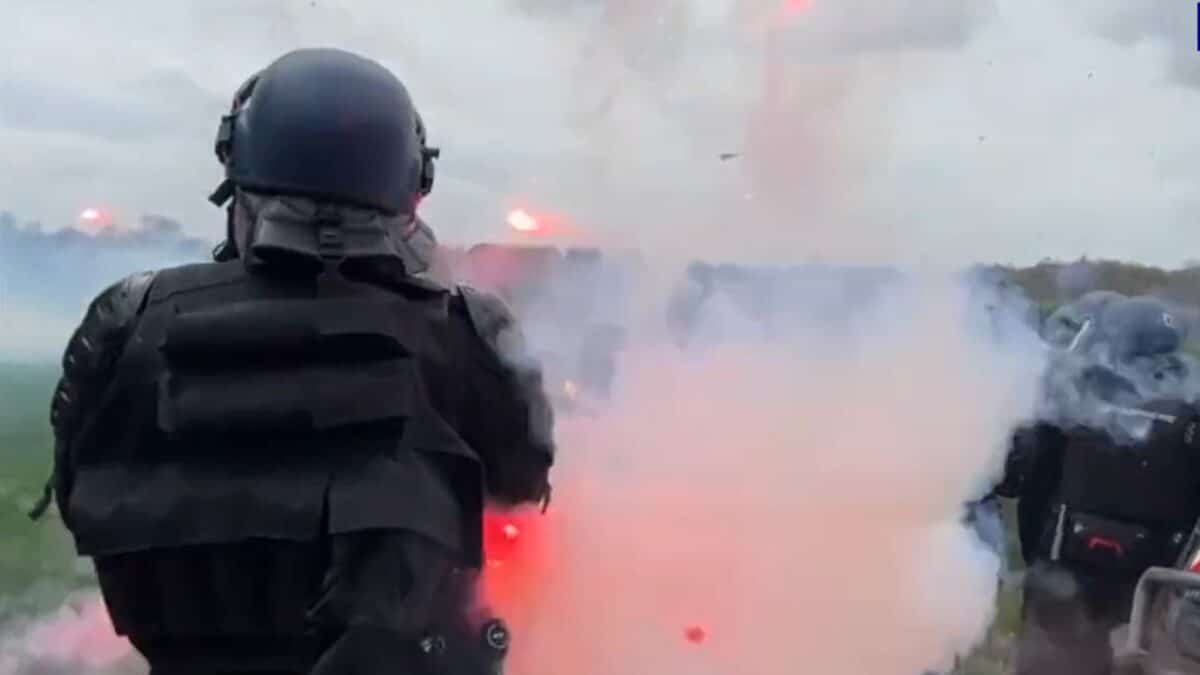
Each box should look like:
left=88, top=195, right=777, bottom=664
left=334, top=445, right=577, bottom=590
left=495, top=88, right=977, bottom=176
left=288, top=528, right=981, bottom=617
left=1048, top=506, right=1169, bottom=573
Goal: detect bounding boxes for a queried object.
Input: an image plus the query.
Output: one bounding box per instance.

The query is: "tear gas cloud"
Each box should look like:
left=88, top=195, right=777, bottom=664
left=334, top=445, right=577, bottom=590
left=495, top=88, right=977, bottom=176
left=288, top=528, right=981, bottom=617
left=479, top=256, right=1045, bottom=675
left=455, top=3, right=1054, bottom=672
left=468, top=4, right=1047, bottom=669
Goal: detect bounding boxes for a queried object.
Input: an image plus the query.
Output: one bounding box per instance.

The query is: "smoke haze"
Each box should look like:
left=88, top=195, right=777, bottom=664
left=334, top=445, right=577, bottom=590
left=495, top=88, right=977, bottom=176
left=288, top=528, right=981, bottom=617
left=486, top=265, right=1045, bottom=675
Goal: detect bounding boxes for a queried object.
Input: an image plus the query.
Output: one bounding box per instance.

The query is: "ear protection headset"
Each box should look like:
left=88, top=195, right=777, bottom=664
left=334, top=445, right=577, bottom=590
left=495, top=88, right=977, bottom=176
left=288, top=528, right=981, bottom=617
left=414, top=111, right=440, bottom=199
left=208, top=72, right=261, bottom=208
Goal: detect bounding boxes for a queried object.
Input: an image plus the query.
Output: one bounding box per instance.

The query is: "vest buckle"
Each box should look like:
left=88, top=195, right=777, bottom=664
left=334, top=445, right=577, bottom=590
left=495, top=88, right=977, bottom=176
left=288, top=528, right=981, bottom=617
left=316, top=219, right=345, bottom=261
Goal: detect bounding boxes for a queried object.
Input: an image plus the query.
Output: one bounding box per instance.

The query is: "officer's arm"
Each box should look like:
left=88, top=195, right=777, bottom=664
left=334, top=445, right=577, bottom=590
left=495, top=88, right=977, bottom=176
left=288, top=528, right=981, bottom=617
left=39, top=272, right=155, bottom=525
left=457, top=286, right=555, bottom=507
left=991, top=421, right=1063, bottom=499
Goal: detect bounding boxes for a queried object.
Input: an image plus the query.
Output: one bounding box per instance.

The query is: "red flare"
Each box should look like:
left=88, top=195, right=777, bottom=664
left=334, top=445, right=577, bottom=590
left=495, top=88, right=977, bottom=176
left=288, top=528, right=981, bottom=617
left=507, top=209, right=541, bottom=233
left=684, top=625, right=708, bottom=644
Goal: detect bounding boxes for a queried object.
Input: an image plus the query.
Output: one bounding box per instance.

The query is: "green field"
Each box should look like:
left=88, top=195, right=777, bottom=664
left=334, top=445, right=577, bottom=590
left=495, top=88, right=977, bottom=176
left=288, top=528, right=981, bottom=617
left=0, top=361, right=98, bottom=626
left=0, top=362, right=1025, bottom=672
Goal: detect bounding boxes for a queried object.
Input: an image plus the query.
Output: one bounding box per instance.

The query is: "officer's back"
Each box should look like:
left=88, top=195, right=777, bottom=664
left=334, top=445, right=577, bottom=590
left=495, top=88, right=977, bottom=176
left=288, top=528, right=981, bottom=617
left=39, top=48, right=554, bottom=675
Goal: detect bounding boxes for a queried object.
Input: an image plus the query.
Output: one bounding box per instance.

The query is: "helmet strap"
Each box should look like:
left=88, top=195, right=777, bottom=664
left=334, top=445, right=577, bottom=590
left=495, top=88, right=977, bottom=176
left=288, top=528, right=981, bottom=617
left=211, top=201, right=239, bottom=262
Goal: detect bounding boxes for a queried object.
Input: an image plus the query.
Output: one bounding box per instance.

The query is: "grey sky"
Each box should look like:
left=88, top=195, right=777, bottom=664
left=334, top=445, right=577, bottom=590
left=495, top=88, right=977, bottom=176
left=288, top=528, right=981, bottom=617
left=1, top=0, right=1198, bottom=266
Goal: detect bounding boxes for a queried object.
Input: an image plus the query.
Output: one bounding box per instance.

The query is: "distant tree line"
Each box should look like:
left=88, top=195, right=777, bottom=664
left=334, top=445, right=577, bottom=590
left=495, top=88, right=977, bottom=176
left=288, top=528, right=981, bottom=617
left=990, top=258, right=1200, bottom=310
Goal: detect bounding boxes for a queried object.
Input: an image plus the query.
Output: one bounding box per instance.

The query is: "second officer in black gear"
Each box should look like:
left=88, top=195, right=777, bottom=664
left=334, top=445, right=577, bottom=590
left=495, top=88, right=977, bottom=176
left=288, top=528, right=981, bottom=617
left=994, top=296, right=1200, bottom=675
left=34, top=47, right=555, bottom=674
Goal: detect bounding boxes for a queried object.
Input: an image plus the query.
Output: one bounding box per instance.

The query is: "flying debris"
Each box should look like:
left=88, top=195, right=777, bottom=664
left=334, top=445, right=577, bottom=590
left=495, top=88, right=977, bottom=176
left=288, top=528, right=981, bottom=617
left=718, top=152, right=740, bottom=161
left=684, top=625, right=709, bottom=644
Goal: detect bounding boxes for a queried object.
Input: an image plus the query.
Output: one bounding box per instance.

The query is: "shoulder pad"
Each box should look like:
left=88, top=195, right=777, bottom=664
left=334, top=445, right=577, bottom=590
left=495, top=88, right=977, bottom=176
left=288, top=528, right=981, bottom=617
left=458, top=284, right=528, bottom=367
left=103, top=270, right=157, bottom=318
left=52, top=270, right=157, bottom=429
left=68, top=270, right=156, bottom=368
left=459, top=284, right=514, bottom=338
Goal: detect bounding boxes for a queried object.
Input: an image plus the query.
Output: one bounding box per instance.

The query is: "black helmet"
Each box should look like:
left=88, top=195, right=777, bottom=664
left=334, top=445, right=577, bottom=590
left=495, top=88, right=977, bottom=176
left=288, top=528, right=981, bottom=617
left=1042, top=290, right=1125, bottom=348
left=209, top=48, right=439, bottom=216
left=1096, top=296, right=1183, bottom=361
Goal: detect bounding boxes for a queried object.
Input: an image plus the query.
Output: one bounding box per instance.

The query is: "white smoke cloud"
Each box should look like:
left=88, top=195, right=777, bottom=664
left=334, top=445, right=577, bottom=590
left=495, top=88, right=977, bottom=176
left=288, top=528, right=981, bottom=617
left=485, top=265, right=1046, bottom=675
left=447, top=16, right=1050, bottom=673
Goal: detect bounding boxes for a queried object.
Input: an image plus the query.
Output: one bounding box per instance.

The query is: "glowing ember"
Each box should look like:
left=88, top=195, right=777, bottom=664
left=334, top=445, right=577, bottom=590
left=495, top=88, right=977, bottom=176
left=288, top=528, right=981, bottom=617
left=563, top=380, right=579, bottom=399
left=502, top=523, right=520, bottom=541
left=507, top=208, right=540, bottom=232
left=79, top=208, right=101, bottom=221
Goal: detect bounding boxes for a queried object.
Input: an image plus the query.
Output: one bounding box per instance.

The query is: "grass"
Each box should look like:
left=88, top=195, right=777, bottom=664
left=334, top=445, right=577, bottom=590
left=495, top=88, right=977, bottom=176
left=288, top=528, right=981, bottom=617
left=0, top=361, right=97, bottom=624
left=955, top=500, right=1024, bottom=674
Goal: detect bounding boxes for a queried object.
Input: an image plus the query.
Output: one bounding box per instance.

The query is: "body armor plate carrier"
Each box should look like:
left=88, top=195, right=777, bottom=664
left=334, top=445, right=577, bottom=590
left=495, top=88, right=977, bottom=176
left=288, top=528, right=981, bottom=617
left=63, top=261, right=484, bottom=565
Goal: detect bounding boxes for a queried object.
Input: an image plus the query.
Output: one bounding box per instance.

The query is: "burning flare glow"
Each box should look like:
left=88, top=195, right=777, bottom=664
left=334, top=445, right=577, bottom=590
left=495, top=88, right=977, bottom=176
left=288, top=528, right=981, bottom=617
left=507, top=209, right=541, bottom=233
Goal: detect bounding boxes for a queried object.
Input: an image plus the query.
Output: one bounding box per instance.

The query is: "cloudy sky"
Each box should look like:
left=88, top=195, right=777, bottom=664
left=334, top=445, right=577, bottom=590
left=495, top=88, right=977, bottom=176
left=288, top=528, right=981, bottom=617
left=1, top=0, right=1198, bottom=266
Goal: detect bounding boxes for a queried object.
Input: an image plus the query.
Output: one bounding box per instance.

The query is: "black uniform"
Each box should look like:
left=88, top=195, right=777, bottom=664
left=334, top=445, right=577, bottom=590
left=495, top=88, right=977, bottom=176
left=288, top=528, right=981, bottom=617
left=36, top=48, right=555, bottom=674
left=995, top=297, right=1200, bottom=675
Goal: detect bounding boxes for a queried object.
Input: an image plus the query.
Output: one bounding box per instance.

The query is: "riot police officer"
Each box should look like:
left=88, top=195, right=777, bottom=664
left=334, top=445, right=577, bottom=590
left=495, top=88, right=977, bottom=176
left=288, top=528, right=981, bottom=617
left=34, top=48, right=555, bottom=674
left=995, top=295, right=1200, bottom=675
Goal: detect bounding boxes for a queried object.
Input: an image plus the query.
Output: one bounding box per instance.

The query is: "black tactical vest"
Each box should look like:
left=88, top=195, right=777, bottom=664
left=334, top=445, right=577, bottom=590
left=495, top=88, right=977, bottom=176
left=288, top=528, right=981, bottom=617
left=1058, top=402, right=1200, bottom=527
left=65, top=261, right=485, bottom=565
left=1042, top=400, right=1200, bottom=572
